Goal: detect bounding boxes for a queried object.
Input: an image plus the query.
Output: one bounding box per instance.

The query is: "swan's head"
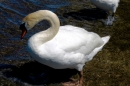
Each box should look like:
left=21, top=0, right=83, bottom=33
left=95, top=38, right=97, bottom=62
left=19, top=12, right=39, bottom=39
left=19, top=10, right=60, bottom=39
left=19, top=23, right=27, bottom=39
left=19, top=10, right=46, bottom=39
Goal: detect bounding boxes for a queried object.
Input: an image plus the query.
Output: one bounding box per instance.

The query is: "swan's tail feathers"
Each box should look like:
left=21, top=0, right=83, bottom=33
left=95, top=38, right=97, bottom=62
left=96, top=35, right=110, bottom=52
left=85, top=36, right=110, bottom=62
left=101, top=36, right=111, bottom=46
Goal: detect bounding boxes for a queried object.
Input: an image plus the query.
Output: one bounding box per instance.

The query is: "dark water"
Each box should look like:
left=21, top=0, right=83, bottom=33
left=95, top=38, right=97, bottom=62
left=0, top=0, right=130, bottom=86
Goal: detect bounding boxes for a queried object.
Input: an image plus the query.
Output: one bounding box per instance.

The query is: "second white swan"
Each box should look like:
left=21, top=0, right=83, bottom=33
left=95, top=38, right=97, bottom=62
left=90, top=0, right=120, bottom=25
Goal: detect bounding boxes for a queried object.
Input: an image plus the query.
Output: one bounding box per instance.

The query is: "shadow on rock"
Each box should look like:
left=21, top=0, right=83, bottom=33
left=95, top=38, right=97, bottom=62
left=63, top=8, right=107, bottom=21
left=3, top=61, right=78, bottom=85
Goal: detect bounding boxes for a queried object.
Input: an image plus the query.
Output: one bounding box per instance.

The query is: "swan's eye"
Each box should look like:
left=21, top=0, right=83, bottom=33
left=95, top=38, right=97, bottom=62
left=19, top=23, right=26, bottom=30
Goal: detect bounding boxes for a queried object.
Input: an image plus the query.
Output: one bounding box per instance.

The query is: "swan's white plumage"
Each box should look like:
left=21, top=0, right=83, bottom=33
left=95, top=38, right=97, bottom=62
left=27, top=25, right=110, bottom=71
left=21, top=10, right=110, bottom=72
left=90, top=0, right=120, bottom=25
left=90, top=0, right=119, bottom=12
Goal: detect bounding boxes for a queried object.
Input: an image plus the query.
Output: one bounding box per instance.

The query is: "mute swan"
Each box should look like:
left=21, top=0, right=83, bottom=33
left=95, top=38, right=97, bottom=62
left=19, top=10, right=110, bottom=86
left=90, top=0, right=120, bottom=25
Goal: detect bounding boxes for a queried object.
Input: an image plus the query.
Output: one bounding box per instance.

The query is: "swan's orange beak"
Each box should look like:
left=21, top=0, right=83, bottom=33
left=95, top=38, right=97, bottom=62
left=19, top=23, right=27, bottom=39
left=21, top=28, right=27, bottom=39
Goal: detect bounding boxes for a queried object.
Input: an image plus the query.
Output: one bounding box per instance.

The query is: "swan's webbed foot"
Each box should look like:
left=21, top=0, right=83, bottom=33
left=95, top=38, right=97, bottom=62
left=62, top=79, right=79, bottom=86
left=105, top=16, right=113, bottom=25
left=78, top=71, right=83, bottom=86
left=104, top=13, right=115, bottom=25
left=62, top=71, right=83, bottom=86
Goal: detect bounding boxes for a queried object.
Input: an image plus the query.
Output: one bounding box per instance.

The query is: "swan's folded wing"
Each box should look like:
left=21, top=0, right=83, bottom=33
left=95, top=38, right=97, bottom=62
left=41, top=25, right=103, bottom=58
left=53, top=25, right=104, bottom=54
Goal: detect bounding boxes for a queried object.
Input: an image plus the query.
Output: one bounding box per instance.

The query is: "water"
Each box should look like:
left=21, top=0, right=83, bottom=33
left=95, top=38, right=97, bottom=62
left=0, top=0, right=130, bottom=86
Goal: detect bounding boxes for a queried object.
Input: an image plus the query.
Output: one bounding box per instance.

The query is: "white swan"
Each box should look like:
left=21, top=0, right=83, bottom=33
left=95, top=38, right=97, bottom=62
left=90, top=0, right=120, bottom=25
left=19, top=10, right=110, bottom=86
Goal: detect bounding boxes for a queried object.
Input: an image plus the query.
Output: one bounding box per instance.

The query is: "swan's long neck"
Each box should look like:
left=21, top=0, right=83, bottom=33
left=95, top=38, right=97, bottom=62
left=23, top=10, right=60, bottom=48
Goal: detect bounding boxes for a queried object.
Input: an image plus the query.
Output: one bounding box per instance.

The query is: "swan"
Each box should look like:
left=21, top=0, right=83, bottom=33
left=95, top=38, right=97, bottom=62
left=90, top=0, right=120, bottom=25
left=19, top=10, right=110, bottom=86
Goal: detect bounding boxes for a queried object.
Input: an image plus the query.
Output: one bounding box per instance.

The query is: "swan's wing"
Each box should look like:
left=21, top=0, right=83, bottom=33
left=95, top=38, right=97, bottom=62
left=41, top=25, right=103, bottom=59
left=54, top=25, right=104, bottom=54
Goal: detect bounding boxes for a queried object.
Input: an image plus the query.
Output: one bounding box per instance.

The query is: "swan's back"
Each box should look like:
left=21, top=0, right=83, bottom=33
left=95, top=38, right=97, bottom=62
left=90, top=0, right=119, bottom=12
left=43, top=25, right=104, bottom=55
